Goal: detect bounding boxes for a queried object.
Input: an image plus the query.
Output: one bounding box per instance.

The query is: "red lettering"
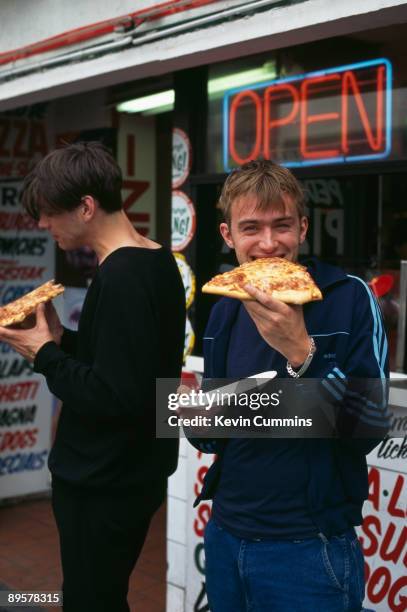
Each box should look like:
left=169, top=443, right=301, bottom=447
left=300, top=74, right=341, bottom=159
left=16, top=160, right=31, bottom=176
left=0, top=428, right=38, bottom=452
left=388, top=576, right=407, bottom=612
left=380, top=523, right=407, bottom=564
left=387, top=475, right=406, bottom=518
left=127, top=134, right=135, bottom=176
left=229, top=90, right=262, bottom=165
left=26, top=428, right=38, bottom=447
left=0, top=160, right=13, bottom=175
left=368, top=467, right=381, bottom=511
left=194, top=465, right=209, bottom=498
left=263, top=84, right=299, bottom=159
left=360, top=515, right=381, bottom=556
left=0, top=265, right=45, bottom=281
left=227, top=61, right=388, bottom=167
left=30, top=122, right=48, bottom=157
left=0, top=212, right=38, bottom=231
left=126, top=212, right=150, bottom=224
left=122, top=179, right=150, bottom=209
left=193, top=503, right=211, bottom=538
left=0, top=381, right=39, bottom=403
left=12, top=119, right=28, bottom=158
left=342, top=66, right=385, bottom=153
left=0, top=120, right=48, bottom=161
left=367, top=566, right=392, bottom=604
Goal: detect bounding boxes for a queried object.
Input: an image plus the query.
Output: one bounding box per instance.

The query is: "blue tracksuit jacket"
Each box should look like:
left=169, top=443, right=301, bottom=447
left=191, top=257, right=390, bottom=538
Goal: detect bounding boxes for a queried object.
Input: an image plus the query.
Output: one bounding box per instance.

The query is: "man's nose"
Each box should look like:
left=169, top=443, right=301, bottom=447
left=37, top=214, right=49, bottom=230
left=258, top=232, right=278, bottom=251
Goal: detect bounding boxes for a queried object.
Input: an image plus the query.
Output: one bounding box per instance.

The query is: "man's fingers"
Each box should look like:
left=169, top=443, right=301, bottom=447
left=244, top=297, right=282, bottom=322
left=0, top=325, right=12, bottom=340
left=0, top=325, right=22, bottom=343
left=243, top=284, right=287, bottom=312
left=35, top=303, right=48, bottom=327
left=244, top=300, right=276, bottom=324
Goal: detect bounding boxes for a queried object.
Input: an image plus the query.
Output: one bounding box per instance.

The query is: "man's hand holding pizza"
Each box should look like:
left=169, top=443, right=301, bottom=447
left=202, top=258, right=321, bottom=370
left=0, top=303, right=58, bottom=362
left=243, top=283, right=311, bottom=368
left=43, top=301, right=64, bottom=345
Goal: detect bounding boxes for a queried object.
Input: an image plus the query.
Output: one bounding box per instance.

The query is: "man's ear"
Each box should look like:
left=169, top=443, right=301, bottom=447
left=299, top=216, right=308, bottom=244
left=220, top=222, right=234, bottom=249
left=80, top=195, right=97, bottom=222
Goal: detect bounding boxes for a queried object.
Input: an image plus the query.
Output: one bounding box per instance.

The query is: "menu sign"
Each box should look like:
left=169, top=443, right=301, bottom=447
left=186, top=449, right=214, bottom=612
left=0, top=179, right=55, bottom=498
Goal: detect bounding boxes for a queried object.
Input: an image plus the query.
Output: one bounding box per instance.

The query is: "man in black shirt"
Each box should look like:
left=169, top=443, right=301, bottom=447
left=0, top=142, right=186, bottom=612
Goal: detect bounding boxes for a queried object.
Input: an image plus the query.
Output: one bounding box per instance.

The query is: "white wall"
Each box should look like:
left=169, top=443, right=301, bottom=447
left=0, top=0, right=245, bottom=54
left=1, top=1, right=407, bottom=111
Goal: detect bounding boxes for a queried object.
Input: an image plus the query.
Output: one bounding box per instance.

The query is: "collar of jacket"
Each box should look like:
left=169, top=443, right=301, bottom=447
left=300, top=256, right=347, bottom=292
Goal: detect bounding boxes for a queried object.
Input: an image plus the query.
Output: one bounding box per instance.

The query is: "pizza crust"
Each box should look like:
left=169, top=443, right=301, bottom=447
left=268, top=288, right=317, bottom=305
left=0, top=280, right=65, bottom=327
left=201, top=284, right=253, bottom=301
left=202, top=257, right=322, bottom=305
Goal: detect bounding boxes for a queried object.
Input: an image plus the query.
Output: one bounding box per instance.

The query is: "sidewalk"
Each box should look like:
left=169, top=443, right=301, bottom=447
left=0, top=495, right=166, bottom=611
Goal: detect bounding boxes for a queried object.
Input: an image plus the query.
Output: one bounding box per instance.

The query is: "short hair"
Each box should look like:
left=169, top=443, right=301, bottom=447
left=22, top=141, right=123, bottom=220
left=219, top=159, right=305, bottom=224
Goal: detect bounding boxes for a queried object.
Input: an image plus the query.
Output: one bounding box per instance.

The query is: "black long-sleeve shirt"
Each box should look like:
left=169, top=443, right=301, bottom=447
left=34, top=246, right=186, bottom=489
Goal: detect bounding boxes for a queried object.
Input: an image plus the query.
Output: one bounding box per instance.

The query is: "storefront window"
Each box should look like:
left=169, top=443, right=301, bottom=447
left=207, top=25, right=407, bottom=173
left=201, top=24, right=407, bottom=372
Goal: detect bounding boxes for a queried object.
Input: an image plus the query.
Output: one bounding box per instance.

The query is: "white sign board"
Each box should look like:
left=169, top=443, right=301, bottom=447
left=186, top=448, right=214, bottom=612
left=171, top=191, right=196, bottom=252
left=0, top=180, right=55, bottom=499
left=358, top=439, right=407, bottom=612
left=172, top=128, right=192, bottom=189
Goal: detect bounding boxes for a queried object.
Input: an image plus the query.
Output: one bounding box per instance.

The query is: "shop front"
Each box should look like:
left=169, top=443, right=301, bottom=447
left=0, top=8, right=406, bottom=610
left=181, top=31, right=407, bottom=371
left=168, top=23, right=407, bottom=612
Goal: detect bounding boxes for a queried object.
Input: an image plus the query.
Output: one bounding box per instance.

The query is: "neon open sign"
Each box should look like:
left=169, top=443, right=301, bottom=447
left=223, top=58, right=392, bottom=170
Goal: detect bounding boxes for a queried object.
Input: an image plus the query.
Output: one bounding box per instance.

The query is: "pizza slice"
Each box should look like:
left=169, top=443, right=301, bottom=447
left=202, top=257, right=322, bottom=304
left=0, top=280, right=65, bottom=327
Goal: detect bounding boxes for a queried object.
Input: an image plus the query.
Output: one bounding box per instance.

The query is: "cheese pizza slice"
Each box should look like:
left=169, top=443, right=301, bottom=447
left=202, top=257, right=322, bottom=304
left=0, top=280, right=65, bottom=327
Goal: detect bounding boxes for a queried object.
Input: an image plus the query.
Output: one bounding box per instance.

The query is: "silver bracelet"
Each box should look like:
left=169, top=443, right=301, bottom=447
left=286, top=337, right=316, bottom=378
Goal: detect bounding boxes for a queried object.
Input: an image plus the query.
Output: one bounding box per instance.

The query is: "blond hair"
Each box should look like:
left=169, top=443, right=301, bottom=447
left=219, top=160, right=305, bottom=224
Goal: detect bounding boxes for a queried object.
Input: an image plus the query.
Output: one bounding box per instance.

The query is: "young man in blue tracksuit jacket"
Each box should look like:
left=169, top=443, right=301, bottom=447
left=190, top=160, right=389, bottom=612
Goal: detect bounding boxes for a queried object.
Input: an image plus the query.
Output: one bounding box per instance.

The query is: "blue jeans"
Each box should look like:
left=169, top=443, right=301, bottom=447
left=204, top=518, right=370, bottom=612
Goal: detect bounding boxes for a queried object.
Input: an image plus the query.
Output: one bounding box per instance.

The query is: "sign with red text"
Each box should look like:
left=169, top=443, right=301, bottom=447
left=171, top=191, right=196, bottom=252
left=357, top=441, right=407, bottom=612
left=117, top=114, right=155, bottom=238
left=186, top=448, right=215, bottom=612
left=0, top=179, right=55, bottom=499
left=0, top=105, right=49, bottom=179
left=224, top=58, right=391, bottom=169
left=172, top=128, right=192, bottom=189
